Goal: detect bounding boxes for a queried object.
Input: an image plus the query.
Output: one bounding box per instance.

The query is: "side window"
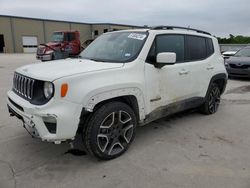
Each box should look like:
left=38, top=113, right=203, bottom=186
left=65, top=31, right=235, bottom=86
left=64, top=33, right=75, bottom=41
left=146, top=35, right=184, bottom=63
left=68, top=33, right=75, bottom=41
left=206, top=38, right=214, bottom=56
left=156, top=35, right=185, bottom=63
left=186, top=36, right=207, bottom=61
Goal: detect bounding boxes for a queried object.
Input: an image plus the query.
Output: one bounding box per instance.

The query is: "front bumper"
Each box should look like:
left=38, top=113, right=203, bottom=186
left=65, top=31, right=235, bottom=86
left=226, top=67, right=250, bottom=78
left=7, top=90, right=82, bottom=143
left=36, top=54, right=52, bottom=61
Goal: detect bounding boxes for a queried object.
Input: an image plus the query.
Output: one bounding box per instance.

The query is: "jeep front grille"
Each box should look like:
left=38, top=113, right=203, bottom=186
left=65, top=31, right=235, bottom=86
left=13, top=73, right=35, bottom=99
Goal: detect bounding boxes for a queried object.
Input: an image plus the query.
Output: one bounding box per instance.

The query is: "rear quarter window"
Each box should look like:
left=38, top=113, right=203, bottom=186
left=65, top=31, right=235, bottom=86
left=206, top=38, right=214, bottom=56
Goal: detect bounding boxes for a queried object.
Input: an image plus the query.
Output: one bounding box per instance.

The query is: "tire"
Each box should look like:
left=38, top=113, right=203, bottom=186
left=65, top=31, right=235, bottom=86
left=83, top=102, right=137, bottom=160
left=200, top=83, right=221, bottom=115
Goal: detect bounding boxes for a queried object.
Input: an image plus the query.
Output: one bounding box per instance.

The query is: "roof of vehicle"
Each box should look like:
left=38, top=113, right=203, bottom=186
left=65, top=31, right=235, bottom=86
left=53, top=30, right=79, bottom=33
left=150, top=26, right=211, bottom=35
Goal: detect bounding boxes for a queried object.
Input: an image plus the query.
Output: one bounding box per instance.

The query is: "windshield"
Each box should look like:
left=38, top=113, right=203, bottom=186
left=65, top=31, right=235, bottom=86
left=79, top=32, right=148, bottom=62
left=52, top=32, right=64, bottom=42
left=234, top=48, right=250, bottom=57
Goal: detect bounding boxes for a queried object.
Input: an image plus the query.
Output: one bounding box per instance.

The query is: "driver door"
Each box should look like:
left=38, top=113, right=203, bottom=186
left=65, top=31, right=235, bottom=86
left=144, top=34, right=195, bottom=113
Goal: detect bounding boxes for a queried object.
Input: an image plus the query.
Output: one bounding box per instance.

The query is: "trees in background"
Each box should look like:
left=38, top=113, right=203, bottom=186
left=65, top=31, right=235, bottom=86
left=217, top=35, right=250, bottom=44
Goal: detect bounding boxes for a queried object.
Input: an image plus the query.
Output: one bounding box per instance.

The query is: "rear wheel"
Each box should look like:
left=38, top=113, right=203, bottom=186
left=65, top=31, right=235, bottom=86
left=200, top=83, right=221, bottom=115
left=83, top=102, right=137, bottom=160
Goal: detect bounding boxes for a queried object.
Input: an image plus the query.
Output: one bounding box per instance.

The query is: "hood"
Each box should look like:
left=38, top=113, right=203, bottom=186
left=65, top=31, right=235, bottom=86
left=16, top=59, right=124, bottom=81
left=38, top=42, right=61, bottom=49
left=46, top=42, right=62, bottom=47
left=227, top=56, right=250, bottom=65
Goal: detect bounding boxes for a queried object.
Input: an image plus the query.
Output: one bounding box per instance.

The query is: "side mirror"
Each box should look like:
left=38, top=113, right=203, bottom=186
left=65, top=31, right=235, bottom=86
left=156, top=52, right=176, bottom=65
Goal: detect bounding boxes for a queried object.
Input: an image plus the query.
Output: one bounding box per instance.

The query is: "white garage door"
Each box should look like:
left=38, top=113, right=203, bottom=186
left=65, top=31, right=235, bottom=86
left=22, top=36, right=38, bottom=53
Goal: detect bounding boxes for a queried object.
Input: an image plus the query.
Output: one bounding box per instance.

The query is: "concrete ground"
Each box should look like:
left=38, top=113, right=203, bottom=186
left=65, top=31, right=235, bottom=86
left=1, top=54, right=250, bottom=188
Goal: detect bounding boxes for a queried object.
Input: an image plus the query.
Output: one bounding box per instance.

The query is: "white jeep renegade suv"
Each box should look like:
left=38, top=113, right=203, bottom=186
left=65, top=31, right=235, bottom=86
left=7, top=26, right=227, bottom=160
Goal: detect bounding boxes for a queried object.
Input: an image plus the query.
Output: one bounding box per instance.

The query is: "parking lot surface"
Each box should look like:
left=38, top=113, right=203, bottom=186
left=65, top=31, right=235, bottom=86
left=1, top=54, right=250, bottom=188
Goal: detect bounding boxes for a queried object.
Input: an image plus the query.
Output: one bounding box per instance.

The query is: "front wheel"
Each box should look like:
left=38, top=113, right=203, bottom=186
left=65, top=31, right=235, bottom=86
left=200, top=83, right=221, bottom=115
left=83, top=102, right=137, bottom=160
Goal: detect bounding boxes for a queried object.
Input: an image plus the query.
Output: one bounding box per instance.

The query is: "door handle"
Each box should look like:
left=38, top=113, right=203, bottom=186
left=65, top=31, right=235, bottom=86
left=207, top=65, right=214, bottom=70
left=179, top=70, right=189, bottom=75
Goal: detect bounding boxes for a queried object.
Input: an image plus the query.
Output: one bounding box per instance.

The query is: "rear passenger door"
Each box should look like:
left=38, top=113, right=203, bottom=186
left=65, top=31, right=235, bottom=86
left=185, top=35, right=215, bottom=97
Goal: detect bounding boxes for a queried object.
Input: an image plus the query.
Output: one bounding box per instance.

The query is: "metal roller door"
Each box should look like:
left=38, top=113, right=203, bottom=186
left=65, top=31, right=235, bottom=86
left=22, top=36, right=38, bottom=53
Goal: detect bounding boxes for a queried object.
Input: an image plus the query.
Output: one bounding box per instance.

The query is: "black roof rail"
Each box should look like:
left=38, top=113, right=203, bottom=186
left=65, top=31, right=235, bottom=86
left=151, top=26, right=211, bottom=36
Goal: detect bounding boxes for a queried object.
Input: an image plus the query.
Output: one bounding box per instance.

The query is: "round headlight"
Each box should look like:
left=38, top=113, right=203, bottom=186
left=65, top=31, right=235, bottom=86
left=44, top=82, right=54, bottom=99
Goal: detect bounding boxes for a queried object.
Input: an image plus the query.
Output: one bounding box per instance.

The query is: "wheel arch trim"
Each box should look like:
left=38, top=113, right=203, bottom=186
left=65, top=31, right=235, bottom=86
left=85, top=87, right=146, bottom=120
left=206, top=73, right=228, bottom=98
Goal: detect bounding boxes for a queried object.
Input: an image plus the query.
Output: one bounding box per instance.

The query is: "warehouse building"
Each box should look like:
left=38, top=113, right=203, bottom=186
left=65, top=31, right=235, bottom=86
left=0, top=15, right=142, bottom=53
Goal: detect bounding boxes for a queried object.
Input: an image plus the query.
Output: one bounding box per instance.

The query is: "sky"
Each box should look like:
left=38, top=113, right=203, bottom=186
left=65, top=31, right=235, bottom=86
left=1, top=0, right=250, bottom=37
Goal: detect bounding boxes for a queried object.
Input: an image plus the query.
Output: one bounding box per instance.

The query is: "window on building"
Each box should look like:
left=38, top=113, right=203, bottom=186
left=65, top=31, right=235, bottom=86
left=0, top=34, right=5, bottom=53
left=103, top=29, right=108, bottom=33
left=94, top=30, right=99, bottom=36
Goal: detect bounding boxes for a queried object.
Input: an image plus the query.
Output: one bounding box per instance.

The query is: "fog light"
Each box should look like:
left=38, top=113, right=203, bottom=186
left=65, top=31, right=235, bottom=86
left=43, top=116, right=57, bottom=134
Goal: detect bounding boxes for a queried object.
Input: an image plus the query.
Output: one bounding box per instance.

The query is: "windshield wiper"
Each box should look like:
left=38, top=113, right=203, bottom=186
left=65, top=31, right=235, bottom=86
left=89, top=58, right=101, bottom=62
left=78, top=56, right=95, bottom=61
left=79, top=57, right=112, bottom=62
left=87, top=58, right=109, bottom=62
